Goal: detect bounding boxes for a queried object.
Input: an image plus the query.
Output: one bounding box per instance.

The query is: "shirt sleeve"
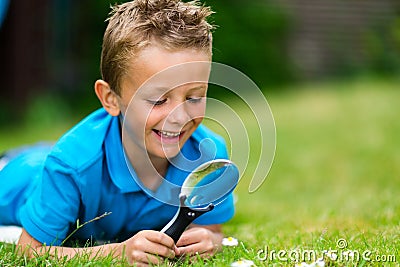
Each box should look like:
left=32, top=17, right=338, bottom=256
left=19, top=155, right=81, bottom=246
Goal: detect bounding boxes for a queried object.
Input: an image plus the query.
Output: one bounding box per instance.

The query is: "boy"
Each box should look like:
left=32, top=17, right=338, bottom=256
left=0, top=0, right=235, bottom=265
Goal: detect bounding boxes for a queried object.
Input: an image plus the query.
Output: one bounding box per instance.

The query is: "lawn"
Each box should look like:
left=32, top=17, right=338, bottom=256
left=0, top=77, right=399, bottom=266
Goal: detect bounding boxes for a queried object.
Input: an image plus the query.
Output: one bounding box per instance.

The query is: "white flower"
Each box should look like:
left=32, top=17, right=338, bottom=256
left=231, top=259, right=255, bottom=267
left=222, top=236, right=239, bottom=246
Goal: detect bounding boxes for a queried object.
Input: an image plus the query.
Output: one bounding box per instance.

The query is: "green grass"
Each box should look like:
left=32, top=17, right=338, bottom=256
left=1, top=77, right=399, bottom=266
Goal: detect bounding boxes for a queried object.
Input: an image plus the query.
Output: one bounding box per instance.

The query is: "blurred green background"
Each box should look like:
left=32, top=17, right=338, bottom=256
left=0, top=0, right=399, bottom=126
left=0, top=0, right=399, bottom=257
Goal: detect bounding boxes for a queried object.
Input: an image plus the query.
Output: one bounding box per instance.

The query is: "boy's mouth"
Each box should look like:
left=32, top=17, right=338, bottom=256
left=153, top=129, right=184, bottom=140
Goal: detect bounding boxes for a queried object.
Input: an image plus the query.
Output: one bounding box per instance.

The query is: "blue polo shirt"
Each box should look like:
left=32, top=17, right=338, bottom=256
left=0, top=108, right=234, bottom=245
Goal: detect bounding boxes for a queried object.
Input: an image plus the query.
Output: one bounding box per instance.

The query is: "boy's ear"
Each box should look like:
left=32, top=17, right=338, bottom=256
left=94, top=79, right=121, bottom=116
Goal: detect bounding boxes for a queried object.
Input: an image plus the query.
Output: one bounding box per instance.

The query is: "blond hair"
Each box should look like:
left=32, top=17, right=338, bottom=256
left=100, top=0, right=215, bottom=95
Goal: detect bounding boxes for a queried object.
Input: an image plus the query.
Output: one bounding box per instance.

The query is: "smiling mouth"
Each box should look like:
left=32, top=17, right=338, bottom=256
left=153, top=129, right=184, bottom=139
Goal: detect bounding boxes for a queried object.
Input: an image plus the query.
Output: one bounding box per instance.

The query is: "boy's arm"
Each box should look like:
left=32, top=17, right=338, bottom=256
left=18, top=228, right=177, bottom=265
left=18, top=228, right=123, bottom=259
left=175, top=224, right=224, bottom=258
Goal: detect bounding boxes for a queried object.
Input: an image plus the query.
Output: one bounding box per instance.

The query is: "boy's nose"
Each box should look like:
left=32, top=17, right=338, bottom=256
left=166, top=101, right=191, bottom=126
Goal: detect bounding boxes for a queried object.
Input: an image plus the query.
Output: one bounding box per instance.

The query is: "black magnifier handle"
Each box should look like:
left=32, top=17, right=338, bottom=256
left=162, top=195, right=214, bottom=243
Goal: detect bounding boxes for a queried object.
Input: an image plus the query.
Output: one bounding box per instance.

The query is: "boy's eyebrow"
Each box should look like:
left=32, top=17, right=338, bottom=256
left=187, top=85, right=207, bottom=91
left=137, top=85, right=170, bottom=96
left=149, top=86, right=171, bottom=92
left=189, top=86, right=207, bottom=93
left=141, top=83, right=207, bottom=95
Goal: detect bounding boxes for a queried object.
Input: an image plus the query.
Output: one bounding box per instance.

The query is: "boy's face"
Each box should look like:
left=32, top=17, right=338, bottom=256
left=119, top=45, right=211, bottom=160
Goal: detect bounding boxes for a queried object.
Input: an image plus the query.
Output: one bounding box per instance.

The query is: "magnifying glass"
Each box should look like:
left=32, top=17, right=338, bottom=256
left=161, top=159, right=239, bottom=243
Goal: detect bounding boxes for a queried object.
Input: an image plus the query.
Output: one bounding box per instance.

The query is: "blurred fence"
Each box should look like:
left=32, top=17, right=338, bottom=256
left=281, top=0, right=400, bottom=79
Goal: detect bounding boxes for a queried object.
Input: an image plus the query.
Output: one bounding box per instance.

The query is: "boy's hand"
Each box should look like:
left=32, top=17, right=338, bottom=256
left=122, top=230, right=177, bottom=266
left=175, top=225, right=223, bottom=258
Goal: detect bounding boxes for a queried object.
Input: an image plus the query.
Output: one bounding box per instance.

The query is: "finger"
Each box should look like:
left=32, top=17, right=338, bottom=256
left=176, top=230, right=199, bottom=247
left=144, top=242, right=176, bottom=259
left=134, top=231, right=175, bottom=258
left=177, top=242, right=204, bottom=256
left=171, top=244, right=179, bottom=257
left=144, top=230, right=175, bottom=248
left=176, top=228, right=207, bottom=247
left=178, top=237, right=218, bottom=257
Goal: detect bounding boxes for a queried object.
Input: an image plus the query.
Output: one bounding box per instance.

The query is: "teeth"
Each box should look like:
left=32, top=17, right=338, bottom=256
left=159, top=130, right=181, bottom=137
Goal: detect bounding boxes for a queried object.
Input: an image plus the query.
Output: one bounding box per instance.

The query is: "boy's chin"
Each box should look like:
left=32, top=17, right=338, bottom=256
left=150, top=147, right=181, bottom=160
left=163, top=149, right=181, bottom=160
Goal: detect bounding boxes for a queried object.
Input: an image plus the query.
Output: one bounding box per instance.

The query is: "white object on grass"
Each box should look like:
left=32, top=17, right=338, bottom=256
left=231, top=259, right=255, bottom=267
left=0, top=226, right=23, bottom=244
left=222, top=236, right=239, bottom=246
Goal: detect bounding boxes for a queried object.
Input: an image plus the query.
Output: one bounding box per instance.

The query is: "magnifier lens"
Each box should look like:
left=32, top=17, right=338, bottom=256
left=184, top=163, right=238, bottom=208
left=161, top=159, right=239, bottom=243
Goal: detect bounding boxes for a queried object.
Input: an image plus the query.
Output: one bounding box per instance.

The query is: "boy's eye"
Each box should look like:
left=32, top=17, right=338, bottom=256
left=186, top=97, right=204, bottom=103
left=148, top=99, right=167, bottom=106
